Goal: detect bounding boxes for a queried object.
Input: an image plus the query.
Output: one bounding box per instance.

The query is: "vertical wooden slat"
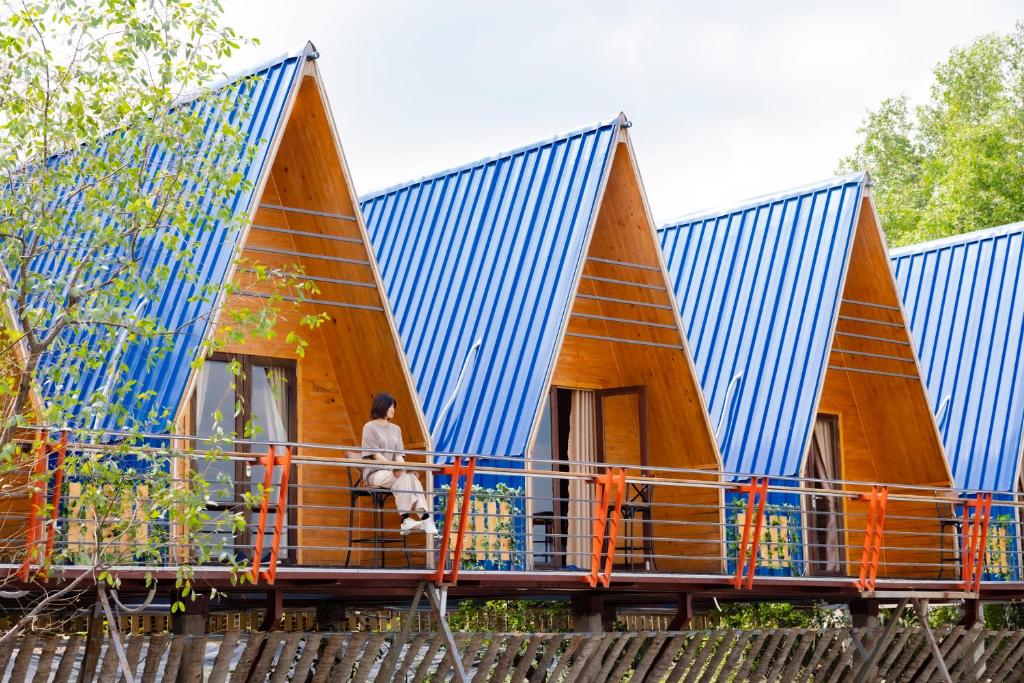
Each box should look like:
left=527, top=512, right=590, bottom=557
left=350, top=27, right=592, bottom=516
left=32, top=635, right=59, bottom=683
left=139, top=633, right=170, bottom=683
left=120, top=635, right=144, bottom=683
left=287, top=633, right=322, bottom=683
left=161, top=635, right=189, bottom=683
left=805, top=631, right=840, bottom=683
left=593, top=635, right=632, bottom=683
left=180, top=635, right=207, bottom=683
left=529, top=635, right=566, bottom=683
left=545, top=635, right=585, bottom=682
left=228, top=632, right=265, bottom=683
left=731, top=631, right=770, bottom=682
left=470, top=635, right=506, bottom=683
left=310, top=634, right=346, bottom=683
left=489, top=634, right=525, bottom=683
left=329, top=632, right=369, bottom=682
left=681, top=631, right=722, bottom=683
left=948, top=627, right=989, bottom=681
left=509, top=635, right=547, bottom=683
left=711, top=630, right=754, bottom=683
left=411, top=634, right=445, bottom=683
left=888, top=631, right=927, bottom=682
left=51, top=635, right=83, bottom=683
left=749, top=630, right=785, bottom=682
left=351, top=633, right=387, bottom=682
left=206, top=632, right=239, bottom=683
left=10, top=635, right=36, bottom=682
left=779, top=629, right=815, bottom=682
left=269, top=632, right=303, bottom=683
left=700, top=631, right=742, bottom=683
left=572, top=634, right=616, bottom=683
left=632, top=633, right=669, bottom=682
left=877, top=627, right=913, bottom=678
left=643, top=633, right=685, bottom=683
left=248, top=633, right=285, bottom=682
left=986, top=631, right=1024, bottom=681
left=765, top=628, right=803, bottom=681
left=984, top=631, right=1024, bottom=681
left=97, top=640, right=120, bottom=683
left=606, top=634, right=650, bottom=683
left=392, top=633, right=429, bottom=682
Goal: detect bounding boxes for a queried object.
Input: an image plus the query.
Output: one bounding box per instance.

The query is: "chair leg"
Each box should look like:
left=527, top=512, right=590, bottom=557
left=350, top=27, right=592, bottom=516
left=344, top=495, right=356, bottom=568
left=374, top=502, right=384, bottom=569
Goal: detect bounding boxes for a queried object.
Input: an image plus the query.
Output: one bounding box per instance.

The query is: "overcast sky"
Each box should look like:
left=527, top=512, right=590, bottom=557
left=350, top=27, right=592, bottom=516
left=222, top=1, right=1021, bottom=224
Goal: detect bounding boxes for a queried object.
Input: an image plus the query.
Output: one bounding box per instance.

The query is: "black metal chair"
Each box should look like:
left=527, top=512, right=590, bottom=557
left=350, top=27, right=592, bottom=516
left=937, top=501, right=962, bottom=580
left=612, top=483, right=656, bottom=572
left=531, top=510, right=558, bottom=568
left=343, top=466, right=411, bottom=569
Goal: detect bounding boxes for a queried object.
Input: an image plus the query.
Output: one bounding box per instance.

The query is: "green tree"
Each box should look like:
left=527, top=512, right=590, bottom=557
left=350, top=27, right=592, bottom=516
left=840, top=22, right=1024, bottom=246
left=0, top=1, right=314, bottom=677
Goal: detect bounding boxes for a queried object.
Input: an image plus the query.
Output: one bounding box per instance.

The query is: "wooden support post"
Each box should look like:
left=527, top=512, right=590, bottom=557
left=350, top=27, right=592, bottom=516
left=668, top=593, right=694, bottom=631
left=913, top=598, right=953, bottom=683
left=76, top=608, right=104, bottom=683
left=171, top=593, right=209, bottom=636
left=959, top=599, right=981, bottom=628
left=423, top=583, right=468, bottom=683
left=852, top=596, right=907, bottom=683
left=259, top=590, right=283, bottom=632
left=315, top=601, right=347, bottom=631
left=570, top=593, right=605, bottom=633
left=849, top=598, right=879, bottom=628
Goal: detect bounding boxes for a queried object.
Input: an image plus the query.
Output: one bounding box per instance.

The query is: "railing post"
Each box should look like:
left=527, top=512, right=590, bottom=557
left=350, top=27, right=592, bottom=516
left=601, top=468, right=627, bottom=588
left=446, top=457, right=476, bottom=585
left=586, top=470, right=612, bottom=588
left=264, top=446, right=291, bottom=585
left=733, top=477, right=768, bottom=590
left=19, top=431, right=49, bottom=582
left=856, top=485, right=888, bottom=592
left=250, top=446, right=277, bottom=585
left=960, top=492, right=993, bottom=593
left=41, top=432, right=68, bottom=579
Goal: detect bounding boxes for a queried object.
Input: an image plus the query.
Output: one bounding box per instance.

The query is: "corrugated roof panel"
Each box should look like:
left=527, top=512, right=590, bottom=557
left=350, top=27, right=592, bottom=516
left=361, top=118, right=621, bottom=456
left=892, top=223, right=1024, bottom=491
left=658, top=173, right=866, bottom=476
left=22, top=47, right=308, bottom=429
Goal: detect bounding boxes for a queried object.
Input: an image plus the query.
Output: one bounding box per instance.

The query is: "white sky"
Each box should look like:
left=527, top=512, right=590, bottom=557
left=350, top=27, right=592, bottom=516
left=222, top=0, right=1021, bottom=223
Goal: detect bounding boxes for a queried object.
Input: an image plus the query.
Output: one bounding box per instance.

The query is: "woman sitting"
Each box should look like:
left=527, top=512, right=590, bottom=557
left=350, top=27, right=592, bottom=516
left=361, top=392, right=437, bottom=535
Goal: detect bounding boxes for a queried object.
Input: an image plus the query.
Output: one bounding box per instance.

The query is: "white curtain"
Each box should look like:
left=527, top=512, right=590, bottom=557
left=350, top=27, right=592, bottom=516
left=812, top=418, right=842, bottom=574
left=566, top=390, right=598, bottom=568
left=194, top=364, right=211, bottom=435
left=261, top=366, right=289, bottom=443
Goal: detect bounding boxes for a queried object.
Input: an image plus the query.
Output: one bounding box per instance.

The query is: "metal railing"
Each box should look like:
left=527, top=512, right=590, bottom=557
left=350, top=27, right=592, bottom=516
left=2, top=429, right=1020, bottom=593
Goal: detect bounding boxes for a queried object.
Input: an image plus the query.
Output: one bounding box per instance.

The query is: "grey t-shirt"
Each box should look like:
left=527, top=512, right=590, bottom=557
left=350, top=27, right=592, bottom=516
left=360, top=420, right=404, bottom=479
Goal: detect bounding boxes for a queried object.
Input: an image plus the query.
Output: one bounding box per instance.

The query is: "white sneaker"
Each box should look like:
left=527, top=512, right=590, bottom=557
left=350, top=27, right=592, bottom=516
left=418, top=519, right=439, bottom=535
left=400, top=517, right=419, bottom=535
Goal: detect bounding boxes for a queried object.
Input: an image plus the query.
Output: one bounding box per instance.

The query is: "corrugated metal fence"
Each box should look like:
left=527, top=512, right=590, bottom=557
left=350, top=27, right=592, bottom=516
left=4, top=626, right=1023, bottom=681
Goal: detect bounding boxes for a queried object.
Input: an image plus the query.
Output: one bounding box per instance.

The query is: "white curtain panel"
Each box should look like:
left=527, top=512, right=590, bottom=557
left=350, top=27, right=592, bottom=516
left=566, top=390, right=598, bottom=569
left=812, top=418, right=842, bottom=573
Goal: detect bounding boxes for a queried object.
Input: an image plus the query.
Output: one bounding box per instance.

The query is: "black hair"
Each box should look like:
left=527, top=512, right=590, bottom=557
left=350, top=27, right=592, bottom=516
left=370, top=392, right=397, bottom=420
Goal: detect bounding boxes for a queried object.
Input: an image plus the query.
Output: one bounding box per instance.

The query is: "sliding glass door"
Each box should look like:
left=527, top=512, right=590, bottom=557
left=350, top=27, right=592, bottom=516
left=192, top=354, right=297, bottom=563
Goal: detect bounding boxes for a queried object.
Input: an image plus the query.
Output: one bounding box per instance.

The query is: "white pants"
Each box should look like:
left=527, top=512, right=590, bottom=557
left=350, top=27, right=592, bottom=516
left=366, top=470, right=429, bottom=514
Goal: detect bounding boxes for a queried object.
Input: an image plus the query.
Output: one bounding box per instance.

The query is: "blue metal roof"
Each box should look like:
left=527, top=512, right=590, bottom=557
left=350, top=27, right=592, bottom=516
left=892, top=223, right=1024, bottom=492
left=24, top=46, right=310, bottom=429
left=361, top=116, right=623, bottom=456
left=658, top=173, right=867, bottom=476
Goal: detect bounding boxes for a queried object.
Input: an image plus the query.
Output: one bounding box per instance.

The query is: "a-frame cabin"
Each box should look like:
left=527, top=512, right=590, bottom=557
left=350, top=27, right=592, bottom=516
left=659, top=173, right=954, bottom=580
left=362, top=115, right=724, bottom=573
left=893, top=223, right=1024, bottom=581
left=21, top=44, right=430, bottom=569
